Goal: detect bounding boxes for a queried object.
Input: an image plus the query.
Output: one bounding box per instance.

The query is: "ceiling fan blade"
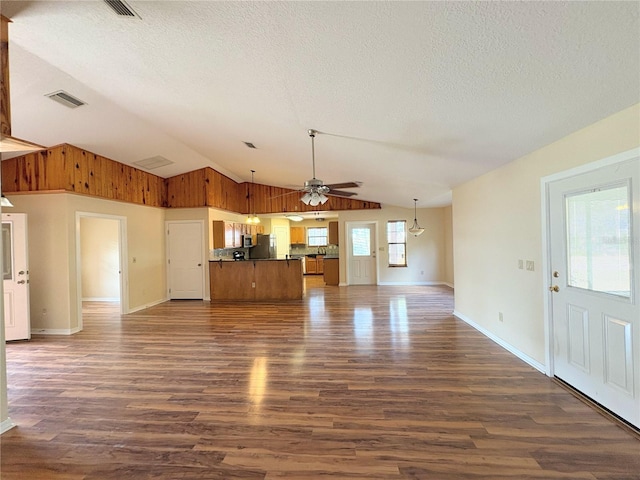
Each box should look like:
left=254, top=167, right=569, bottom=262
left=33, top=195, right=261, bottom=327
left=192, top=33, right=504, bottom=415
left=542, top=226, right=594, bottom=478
left=327, top=190, right=358, bottom=197
left=269, top=189, right=303, bottom=200
left=325, top=181, right=360, bottom=189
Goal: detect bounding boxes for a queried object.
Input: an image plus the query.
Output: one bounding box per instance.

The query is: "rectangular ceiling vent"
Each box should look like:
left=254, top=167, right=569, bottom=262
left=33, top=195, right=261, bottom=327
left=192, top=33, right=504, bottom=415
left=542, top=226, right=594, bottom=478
left=133, top=156, right=174, bottom=170
left=104, top=0, right=140, bottom=19
left=45, top=90, right=87, bottom=109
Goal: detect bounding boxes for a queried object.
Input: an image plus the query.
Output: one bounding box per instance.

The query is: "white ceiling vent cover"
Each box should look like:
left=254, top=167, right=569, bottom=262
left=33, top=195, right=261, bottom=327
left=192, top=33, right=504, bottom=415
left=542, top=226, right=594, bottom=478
left=45, top=90, right=87, bottom=109
left=104, top=0, right=140, bottom=18
left=133, top=156, right=174, bottom=170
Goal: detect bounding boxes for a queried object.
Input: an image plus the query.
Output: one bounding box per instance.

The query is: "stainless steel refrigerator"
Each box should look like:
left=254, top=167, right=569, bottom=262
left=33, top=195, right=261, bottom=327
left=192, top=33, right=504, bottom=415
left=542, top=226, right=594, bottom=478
left=249, top=234, right=276, bottom=259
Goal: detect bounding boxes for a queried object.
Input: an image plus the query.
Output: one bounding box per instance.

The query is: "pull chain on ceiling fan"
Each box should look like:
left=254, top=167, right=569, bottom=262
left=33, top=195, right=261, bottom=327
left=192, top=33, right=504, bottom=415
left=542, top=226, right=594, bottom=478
left=300, top=129, right=360, bottom=206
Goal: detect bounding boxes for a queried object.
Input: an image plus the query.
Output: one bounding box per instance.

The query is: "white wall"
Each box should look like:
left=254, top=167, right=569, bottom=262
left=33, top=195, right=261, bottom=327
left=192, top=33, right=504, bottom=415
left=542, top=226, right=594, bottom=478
left=338, top=205, right=450, bottom=285
left=452, top=103, right=640, bottom=366
left=6, top=193, right=166, bottom=332
left=80, top=217, right=120, bottom=301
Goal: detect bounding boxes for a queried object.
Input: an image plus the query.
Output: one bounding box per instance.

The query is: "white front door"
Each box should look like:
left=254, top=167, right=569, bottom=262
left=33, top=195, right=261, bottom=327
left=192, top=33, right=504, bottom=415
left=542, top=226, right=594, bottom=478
left=548, top=157, right=639, bottom=428
left=2, top=213, right=30, bottom=341
left=347, top=222, right=377, bottom=285
left=166, top=221, right=204, bottom=299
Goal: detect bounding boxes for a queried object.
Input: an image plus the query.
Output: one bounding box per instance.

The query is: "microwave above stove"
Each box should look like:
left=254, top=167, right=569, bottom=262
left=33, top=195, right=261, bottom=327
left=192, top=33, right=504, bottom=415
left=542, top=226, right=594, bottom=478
left=242, top=235, right=253, bottom=247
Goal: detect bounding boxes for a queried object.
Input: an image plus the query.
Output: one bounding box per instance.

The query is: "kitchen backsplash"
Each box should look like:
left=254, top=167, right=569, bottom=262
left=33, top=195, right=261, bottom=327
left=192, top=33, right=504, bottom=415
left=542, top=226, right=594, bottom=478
left=289, top=245, right=339, bottom=256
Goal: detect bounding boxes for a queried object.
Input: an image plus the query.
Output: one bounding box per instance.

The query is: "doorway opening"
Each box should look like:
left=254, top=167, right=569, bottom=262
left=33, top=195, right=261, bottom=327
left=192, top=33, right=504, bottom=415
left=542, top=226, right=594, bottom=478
left=76, top=212, right=128, bottom=331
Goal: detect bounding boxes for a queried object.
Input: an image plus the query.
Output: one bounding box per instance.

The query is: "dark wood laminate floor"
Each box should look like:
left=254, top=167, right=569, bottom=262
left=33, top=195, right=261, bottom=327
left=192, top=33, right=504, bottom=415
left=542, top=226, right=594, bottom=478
left=2, top=278, right=639, bottom=479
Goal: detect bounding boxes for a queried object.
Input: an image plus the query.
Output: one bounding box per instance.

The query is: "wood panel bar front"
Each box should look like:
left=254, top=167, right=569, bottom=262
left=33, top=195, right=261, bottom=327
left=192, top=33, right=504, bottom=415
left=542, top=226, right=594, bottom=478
left=209, top=259, right=302, bottom=301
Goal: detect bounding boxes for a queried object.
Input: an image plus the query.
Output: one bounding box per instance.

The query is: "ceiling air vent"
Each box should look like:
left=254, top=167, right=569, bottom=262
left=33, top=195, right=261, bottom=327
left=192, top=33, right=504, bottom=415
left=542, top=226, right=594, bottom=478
left=104, top=0, right=140, bottom=18
left=133, top=156, right=174, bottom=170
left=45, top=90, right=87, bottom=109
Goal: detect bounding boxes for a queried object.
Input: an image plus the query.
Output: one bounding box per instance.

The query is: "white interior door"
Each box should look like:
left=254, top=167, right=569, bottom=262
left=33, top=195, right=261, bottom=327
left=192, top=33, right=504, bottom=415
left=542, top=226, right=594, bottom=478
left=2, top=213, right=30, bottom=341
left=274, top=226, right=289, bottom=259
left=548, top=157, right=639, bottom=428
left=167, top=221, right=204, bottom=299
left=347, top=222, right=377, bottom=285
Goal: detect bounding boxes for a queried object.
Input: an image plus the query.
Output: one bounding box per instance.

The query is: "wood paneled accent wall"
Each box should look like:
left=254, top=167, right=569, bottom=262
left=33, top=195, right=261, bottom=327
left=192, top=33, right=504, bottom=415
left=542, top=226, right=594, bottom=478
left=166, top=168, right=244, bottom=211
left=166, top=169, right=380, bottom=213
left=246, top=182, right=380, bottom=214
left=2, top=144, right=381, bottom=213
left=1, top=144, right=167, bottom=207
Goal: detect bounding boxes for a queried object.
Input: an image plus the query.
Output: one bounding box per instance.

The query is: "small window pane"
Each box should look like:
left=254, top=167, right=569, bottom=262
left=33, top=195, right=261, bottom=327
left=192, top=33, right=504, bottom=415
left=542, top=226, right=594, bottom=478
left=2, top=223, right=12, bottom=280
left=352, top=228, right=370, bottom=256
left=566, top=185, right=631, bottom=298
left=389, top=243, right=405, bottom=266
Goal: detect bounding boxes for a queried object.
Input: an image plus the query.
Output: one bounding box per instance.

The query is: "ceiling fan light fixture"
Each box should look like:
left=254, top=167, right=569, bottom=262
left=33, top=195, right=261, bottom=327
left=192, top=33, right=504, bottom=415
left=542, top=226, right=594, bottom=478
left=408, top=198, right=425, bottom=237
left=301, top=192, right=312, bottom=205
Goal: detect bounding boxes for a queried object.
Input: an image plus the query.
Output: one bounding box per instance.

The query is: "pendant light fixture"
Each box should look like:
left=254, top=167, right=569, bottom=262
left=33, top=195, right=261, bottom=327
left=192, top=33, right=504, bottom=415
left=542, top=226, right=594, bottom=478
left=246, top=170, right=260, bottom=224
left=1, top=194, right=14, bottom=208
left=408, top=198, right=424, bottom=236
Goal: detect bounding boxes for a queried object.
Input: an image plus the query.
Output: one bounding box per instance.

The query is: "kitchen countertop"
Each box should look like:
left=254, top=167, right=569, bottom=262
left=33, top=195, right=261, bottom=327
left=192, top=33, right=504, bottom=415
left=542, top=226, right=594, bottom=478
left=209, top=258, right=301, bottom=262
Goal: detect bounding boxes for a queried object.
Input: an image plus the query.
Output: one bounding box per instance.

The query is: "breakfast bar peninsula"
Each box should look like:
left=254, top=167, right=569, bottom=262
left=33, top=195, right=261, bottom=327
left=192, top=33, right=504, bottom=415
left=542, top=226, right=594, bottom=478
left=209, top=258, right=303, bottom=301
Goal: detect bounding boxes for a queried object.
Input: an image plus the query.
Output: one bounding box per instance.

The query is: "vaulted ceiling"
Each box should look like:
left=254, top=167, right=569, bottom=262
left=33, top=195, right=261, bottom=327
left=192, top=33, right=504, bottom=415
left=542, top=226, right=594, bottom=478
left=1, top=1, right=638, bottom=208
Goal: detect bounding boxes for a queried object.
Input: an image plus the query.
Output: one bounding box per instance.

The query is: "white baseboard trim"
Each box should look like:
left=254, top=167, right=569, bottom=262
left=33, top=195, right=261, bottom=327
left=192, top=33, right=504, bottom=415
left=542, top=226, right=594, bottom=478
left=0, top=418, right=16, bottom=435
left=31, top=327, right=81, bottom=335
left=127, top=297, right=169, bottom=314
left=338, top=282, right=348, bottom=287
left=82, top=297, right=120, bottom=302
left=453, top=310, right=546, bottom=374
left=377, top=281, right=451, bottom=286
left=442, top=282, right=454, bottom=289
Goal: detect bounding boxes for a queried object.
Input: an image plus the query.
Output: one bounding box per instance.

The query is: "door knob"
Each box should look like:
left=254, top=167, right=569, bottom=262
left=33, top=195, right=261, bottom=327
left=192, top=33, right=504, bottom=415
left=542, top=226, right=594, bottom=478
left=553, top=271, right=560, bottom=278
left=17, top=280, right=26, bottom=284
left=549, top=285, right=560, bottom=292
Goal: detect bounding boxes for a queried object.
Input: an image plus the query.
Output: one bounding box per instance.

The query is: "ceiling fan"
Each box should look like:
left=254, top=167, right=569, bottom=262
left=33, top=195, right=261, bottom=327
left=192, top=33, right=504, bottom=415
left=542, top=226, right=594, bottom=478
left=297, top=129, right=360, bottom=206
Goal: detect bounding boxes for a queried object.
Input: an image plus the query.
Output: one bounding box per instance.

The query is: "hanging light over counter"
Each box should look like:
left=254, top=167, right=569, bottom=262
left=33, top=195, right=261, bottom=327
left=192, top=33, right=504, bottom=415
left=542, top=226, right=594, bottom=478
left=246, top=170, right=260, bottom=224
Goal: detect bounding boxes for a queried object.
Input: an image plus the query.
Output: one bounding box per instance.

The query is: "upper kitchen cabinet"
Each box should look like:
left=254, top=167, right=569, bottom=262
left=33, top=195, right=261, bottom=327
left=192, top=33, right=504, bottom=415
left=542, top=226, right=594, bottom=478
left=213, top=220, right=239, bottom=249
left=328, top=221, right=339, bottom=245
left=290, top=226, right=305, bottom=245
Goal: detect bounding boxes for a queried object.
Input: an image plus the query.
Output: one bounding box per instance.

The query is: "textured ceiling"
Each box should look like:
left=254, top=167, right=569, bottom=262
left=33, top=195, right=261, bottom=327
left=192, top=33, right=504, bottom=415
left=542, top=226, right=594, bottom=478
left=1, top=1, right=639, bottom=208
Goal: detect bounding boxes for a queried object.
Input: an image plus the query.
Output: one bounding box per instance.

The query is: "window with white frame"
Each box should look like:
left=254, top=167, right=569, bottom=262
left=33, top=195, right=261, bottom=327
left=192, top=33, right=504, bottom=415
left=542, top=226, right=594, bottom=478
left=307, top=227, right=328, bottom=246
left=387, top=220, right=407, bottom=267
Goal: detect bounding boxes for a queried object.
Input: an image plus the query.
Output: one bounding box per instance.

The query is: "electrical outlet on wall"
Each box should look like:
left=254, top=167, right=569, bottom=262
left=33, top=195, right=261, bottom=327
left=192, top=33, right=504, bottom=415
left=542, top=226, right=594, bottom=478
left=518, top=259, right=524, bottom=269
left=499, top=312, right=504, bottom=322
left=526, top=260, right=535, bottom=271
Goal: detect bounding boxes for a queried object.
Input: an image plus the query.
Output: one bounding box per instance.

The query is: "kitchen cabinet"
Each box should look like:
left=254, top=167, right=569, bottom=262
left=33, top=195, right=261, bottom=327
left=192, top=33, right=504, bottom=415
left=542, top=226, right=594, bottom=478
left=323, top=258, right=339, bottom=285
left=213, top=220, right=248, bottom=249
left=328, top=221, right=339, bottom=245
left=304, top=255, right=324, bottom=275
left=305, top=256, right=316, bottom=274
left=209, top=259, right=303, bottom=300
left=290, top=226, right=306, bottom=245
left=213, top=220, right=235, bottom=248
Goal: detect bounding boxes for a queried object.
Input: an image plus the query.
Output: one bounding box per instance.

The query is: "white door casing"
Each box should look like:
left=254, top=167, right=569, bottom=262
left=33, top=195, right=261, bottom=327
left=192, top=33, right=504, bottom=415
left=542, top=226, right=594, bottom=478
left=347, top=222, right=377, bottom=285
left=2, top=213, right=30, bottom=341
left=547, top=155, right=639, bottom=428
left=166, top=221, right=205, bottom=299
